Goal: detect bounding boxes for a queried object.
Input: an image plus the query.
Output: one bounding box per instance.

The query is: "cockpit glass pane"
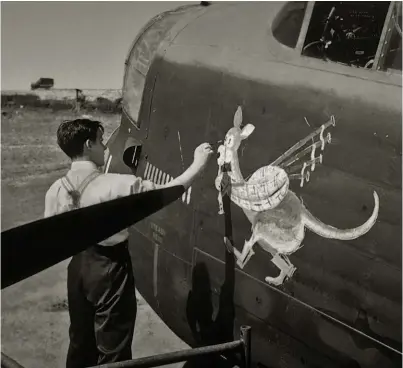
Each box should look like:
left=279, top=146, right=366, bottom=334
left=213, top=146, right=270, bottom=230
left=122, top=5, right=200, bottom=125
left=302, top=1, right=390, bottom=69
left=122, top=67, right=145, bottom=126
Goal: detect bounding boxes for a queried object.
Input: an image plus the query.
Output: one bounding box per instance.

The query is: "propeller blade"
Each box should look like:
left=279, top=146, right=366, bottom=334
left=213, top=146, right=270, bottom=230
left=1, top=185, right=185, bottom=289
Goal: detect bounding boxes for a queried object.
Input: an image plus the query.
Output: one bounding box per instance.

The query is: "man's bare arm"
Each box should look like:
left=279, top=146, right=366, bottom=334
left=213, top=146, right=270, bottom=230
left=161, top=143, right=213, bottom=190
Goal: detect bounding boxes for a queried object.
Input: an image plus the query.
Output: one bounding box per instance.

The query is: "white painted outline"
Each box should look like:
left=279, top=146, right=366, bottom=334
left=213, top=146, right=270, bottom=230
left=151, top=165, right=157, bottom=182
left=105, top=154, right=112, bottom=173
left=187, top=187, right=192, bottom=205
left=145, top=162, right=151, bottom=179
left=143, top=164, right=191, bottom=205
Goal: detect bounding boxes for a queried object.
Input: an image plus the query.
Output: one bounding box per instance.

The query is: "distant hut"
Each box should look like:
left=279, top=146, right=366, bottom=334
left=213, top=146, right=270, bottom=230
left=30, top=78, right=54, bottom=90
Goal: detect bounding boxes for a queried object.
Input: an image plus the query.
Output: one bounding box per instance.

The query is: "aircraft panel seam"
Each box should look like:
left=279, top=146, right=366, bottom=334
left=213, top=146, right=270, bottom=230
left=194, top=247, right=402, bottom=355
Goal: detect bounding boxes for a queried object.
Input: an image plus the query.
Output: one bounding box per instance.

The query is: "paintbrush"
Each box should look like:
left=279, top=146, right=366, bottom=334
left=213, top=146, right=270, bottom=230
left=210, top=139, right=223, bottom=152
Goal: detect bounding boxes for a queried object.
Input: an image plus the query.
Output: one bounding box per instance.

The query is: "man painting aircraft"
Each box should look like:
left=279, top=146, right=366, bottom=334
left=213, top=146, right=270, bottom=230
left=44, top=118, right=213, bottom=367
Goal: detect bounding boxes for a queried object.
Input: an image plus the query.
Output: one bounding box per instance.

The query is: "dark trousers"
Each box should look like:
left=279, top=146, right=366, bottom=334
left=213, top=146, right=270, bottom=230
left=66, top=240, right=137, bottom=368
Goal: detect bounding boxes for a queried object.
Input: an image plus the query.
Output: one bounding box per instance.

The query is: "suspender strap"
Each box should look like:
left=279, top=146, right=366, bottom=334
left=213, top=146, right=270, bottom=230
left=77, top=171, right=101, bottom=196
left=60, top=171, right=101, bottom=209
left=60, top=176, right=75, bottom=193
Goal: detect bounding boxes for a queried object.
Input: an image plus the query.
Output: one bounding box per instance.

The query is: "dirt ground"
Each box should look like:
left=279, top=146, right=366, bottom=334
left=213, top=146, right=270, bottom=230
left=1, top=107, right=188, bottom=367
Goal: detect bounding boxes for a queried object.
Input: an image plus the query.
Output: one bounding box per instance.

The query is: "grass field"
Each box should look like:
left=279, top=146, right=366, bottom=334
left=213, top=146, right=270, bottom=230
left=2, top=89, right=121, bottom=103
left=1, top=107, right=188, bottom=367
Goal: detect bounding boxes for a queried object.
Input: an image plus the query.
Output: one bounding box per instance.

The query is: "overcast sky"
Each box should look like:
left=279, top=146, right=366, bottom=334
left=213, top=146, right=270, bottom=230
left=1, top=1, right=194, bottom=90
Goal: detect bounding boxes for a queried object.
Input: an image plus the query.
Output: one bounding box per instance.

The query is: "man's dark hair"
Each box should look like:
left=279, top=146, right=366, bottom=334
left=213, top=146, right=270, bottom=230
left=57, top=119, right=104, bottom=159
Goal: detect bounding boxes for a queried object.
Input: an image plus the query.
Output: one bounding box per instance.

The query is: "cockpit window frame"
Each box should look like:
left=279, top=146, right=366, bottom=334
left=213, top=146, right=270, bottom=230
left=295, top=1, right=401, bottom=75
left=373, top=1, right=402, bottom=74
left=295, top=1, right=315, bottom=54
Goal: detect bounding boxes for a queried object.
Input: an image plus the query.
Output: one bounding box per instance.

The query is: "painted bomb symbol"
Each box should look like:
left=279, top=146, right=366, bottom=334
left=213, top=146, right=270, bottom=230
left=216, top=106, right=379, bottom=286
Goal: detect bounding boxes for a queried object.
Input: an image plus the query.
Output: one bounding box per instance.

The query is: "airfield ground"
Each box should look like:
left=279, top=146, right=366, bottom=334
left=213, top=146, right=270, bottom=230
left=1, top=107, right=188, bottom=368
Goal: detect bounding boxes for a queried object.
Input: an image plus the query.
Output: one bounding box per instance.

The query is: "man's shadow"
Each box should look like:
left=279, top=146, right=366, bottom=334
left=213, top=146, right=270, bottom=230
left=185, top=173, right=238, bottom=367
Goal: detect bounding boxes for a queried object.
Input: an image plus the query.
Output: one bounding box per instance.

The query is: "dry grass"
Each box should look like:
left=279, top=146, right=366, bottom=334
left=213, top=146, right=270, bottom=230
left=1, top=108, right=119, bottom=229
left=3, top=89, right=122, bottom=102
left=1, top=107, right=187, bottom=368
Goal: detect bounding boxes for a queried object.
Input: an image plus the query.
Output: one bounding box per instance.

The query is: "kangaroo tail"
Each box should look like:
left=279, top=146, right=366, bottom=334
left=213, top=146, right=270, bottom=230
left=302, top=191, right=379, bottom=240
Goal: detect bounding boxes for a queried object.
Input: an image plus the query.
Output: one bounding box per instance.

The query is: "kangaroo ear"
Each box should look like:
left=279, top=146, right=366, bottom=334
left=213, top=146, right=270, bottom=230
left=240, top=124, right=255, bottom=139
left=233, top=106, right=243, bottom=128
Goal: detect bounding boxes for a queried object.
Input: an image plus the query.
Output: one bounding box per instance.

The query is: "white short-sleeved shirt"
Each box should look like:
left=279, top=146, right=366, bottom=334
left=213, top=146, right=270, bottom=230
left=44, top=161, right=161, bottom=246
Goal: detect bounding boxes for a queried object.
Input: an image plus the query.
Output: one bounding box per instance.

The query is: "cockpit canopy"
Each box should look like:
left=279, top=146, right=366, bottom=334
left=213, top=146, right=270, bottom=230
left=273, top=1, right=402, bottom=72
left=122, top=5, right=202, bottom=127
left=122, top=2, right=401, bottom=128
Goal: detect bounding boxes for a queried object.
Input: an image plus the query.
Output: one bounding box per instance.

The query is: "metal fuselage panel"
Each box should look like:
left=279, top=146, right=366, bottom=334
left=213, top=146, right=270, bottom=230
left=112, top=3, right=402, bottom=368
